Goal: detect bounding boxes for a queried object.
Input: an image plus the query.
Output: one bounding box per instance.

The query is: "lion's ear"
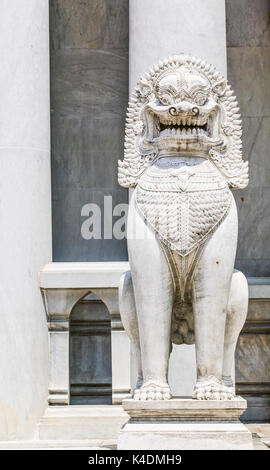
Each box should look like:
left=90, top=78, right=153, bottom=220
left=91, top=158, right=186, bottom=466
left=212, top=79, right=226, bottom=97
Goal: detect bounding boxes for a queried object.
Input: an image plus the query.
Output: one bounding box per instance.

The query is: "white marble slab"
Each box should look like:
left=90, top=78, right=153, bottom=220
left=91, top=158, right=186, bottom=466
left=39, top=262, right=130, bottom=288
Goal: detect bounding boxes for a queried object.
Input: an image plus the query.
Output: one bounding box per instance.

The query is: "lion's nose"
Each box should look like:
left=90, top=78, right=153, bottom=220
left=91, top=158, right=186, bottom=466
left=169, top=103, right=199, bottom=116
left=168, top=106, right=178, bottom=116
left=191, top=106, right=199, bottom=116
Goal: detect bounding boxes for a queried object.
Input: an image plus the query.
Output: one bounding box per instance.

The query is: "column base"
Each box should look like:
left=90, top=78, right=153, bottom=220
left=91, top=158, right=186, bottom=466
left=118, top=398, right=253, bottom=450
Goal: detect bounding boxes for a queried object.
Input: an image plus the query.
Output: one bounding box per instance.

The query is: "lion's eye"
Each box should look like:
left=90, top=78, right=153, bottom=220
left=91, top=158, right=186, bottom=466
left=192, top=92, right=207, bottom=106
left=159, top=94, right=173, bottom=106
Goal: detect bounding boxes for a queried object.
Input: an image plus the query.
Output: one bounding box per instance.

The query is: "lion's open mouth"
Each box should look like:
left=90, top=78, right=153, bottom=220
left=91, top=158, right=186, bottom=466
left=141, top=102, right=222, bottom=154
left=159, top=119, right=208, bottom=139
left=155, top=112, right=217, bottom=141
left=144, top=110, right=221, bottom=153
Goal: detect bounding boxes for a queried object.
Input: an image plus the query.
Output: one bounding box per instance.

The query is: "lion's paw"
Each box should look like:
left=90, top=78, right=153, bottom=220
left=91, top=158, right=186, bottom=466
left=192, top=375, right=235, bottom=400
left=134, top=381, right=172, bottom=401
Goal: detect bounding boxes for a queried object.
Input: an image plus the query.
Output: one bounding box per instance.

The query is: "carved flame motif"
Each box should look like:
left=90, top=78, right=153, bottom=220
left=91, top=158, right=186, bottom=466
left=118, top=54, right=248, bottom=189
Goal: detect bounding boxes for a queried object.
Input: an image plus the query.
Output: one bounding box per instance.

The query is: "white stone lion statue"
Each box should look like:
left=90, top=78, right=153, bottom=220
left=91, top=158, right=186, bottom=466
left=118, top=54, right=249, bottom=401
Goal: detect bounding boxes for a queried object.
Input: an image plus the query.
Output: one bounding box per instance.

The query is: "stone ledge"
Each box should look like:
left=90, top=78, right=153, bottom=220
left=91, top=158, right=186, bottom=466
left=248, top=278, right=270, bottom=299
left=122, top=397, right=247, bottom=421
left=38, top=405, right=128, bottom=441
left=39, top=262, right=130, bottom=289
left=39, top=263, right=270, bottom=298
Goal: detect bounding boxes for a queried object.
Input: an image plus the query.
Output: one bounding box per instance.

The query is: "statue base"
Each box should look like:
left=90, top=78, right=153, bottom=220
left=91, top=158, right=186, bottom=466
left=117, top=398, right=253, bottom=450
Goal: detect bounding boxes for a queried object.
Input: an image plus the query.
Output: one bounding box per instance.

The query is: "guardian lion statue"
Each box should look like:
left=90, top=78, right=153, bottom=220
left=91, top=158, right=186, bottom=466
left=118, top=54, right=249, bottom=401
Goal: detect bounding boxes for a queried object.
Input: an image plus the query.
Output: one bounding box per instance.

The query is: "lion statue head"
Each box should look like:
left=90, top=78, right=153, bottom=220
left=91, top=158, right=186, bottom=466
left=118, top=53, right=248, bottom=189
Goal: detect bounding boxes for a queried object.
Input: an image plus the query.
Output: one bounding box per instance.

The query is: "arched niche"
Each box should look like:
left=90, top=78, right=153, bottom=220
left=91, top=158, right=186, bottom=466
left=69, top=292, right=112, bottom=405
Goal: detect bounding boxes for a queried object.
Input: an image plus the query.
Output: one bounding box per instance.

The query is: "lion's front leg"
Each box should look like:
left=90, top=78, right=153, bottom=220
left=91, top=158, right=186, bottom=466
left=192, top=199, right=238, bottom=400
left=127, top=193, right=173, bottom=400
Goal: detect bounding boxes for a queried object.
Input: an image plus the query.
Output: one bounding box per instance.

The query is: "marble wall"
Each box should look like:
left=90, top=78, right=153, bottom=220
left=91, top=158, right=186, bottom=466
left=226, top=0, right=270, bottom=276
left=50, top=0, right=128, bottom=261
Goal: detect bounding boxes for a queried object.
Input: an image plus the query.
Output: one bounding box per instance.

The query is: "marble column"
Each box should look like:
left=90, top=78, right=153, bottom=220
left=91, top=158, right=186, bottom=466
left=130, top=0, right=227, bottom=91
left=0, top=1, right=51, bottom=438
left=129, top=0, right=227, bottom=397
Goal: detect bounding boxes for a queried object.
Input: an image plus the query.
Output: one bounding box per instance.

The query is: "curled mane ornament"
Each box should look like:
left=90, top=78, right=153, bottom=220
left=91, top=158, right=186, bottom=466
left=118, top=53, right=248, bottom=189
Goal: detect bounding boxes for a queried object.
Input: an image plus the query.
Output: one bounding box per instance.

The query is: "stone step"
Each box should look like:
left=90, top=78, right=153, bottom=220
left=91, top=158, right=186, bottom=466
left=0, top=439, right=116, bottom=450
left=38, top=405, right=128, bottom=441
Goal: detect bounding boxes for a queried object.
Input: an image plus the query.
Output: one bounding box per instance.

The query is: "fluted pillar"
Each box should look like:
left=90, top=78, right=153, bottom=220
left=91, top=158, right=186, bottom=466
left=0, top=1, right=51, bottom=438
left=129, top=0, right=227, bottom=396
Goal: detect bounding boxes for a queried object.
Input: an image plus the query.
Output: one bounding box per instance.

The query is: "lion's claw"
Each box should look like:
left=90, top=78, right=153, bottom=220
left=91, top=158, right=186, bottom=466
left=134, top=381, right=172, bottom=401
left=192, top=375, right=235, bottom=400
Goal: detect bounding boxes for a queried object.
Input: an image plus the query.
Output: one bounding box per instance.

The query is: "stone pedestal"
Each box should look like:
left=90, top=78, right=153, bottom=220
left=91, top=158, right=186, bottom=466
left=118, top=398, right=253, bottom=450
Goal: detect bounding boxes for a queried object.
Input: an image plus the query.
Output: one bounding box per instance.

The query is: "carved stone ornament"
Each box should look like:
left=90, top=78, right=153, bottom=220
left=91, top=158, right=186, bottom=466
left=118, top=54, right=249, bottom=401
left=118, top=53, right=248, bottom=189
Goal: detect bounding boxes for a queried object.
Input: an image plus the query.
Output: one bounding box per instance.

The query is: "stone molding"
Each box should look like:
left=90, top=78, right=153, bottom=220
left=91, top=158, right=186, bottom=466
left=39, top=262, right=131, bottom=405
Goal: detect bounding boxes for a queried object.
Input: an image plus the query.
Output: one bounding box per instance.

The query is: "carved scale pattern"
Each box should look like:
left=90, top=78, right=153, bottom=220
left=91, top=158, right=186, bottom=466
left=135, top=161, right=232, bottom=256
left=136, top=187, right=231, bottom=256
